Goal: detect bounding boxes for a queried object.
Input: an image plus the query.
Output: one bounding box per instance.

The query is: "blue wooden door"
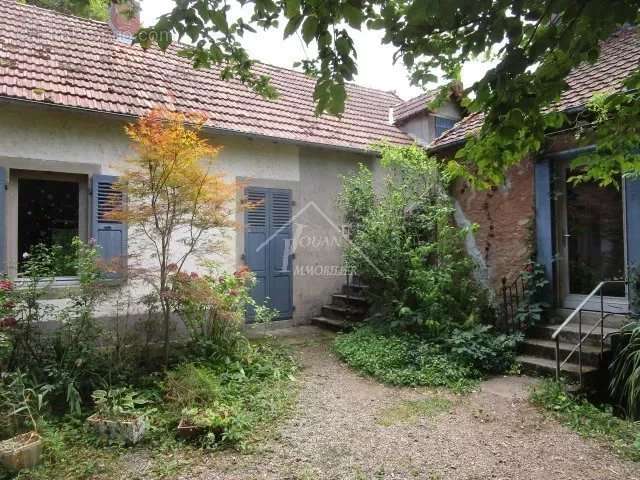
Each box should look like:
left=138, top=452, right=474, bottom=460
left=245, top=187, right=293, bottom=320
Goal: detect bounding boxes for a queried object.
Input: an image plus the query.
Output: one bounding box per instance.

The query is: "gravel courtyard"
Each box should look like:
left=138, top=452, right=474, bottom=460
left=172, top=326, right=640, bottom=480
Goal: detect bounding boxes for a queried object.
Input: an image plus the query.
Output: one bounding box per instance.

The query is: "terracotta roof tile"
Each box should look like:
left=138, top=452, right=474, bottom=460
left=430, top=27, right=640, bottom=150
left=0, top=0, right=412, bottom=152
left=392, top=89, right=440, bottom=124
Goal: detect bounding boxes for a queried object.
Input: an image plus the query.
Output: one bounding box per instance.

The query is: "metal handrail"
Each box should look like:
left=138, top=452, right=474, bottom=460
left=552, top=280, right=627, bottom=386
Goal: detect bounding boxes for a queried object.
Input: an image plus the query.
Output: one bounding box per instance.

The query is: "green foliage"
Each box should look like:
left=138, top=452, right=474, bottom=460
left=170, top=266, right=279, bottom=361
left=513, top=262, right=549, bottom=330
left=531, top=379, right=640, bottom=461
left=341, top=145, right=491, bottom=333
left=9, top=239, right=112, bottom=415
left=163, top=363, right=223, bottom=410
left=570, top=79, right=640, bottom=187
left=333, top=326, right=518, bottom=393
left=91, top=388, right=149, bottom=420
left=610, top=320, right=640, bottom=419
left=337, top=163, right=375, bottom=236
left=445, top=325, right=521, bottom=374
left=0, top=371, right=50, bottom=437
left=21, top=0, right=108, bottom=20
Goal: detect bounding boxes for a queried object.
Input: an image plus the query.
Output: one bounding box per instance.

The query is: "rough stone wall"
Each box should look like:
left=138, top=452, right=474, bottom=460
left=451, top=160, right=536, bottom=293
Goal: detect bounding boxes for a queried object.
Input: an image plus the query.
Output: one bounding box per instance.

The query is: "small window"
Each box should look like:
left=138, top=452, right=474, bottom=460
left=434, top=116, right=457, bottom=138
left=9, top=171, right=88, bottom=278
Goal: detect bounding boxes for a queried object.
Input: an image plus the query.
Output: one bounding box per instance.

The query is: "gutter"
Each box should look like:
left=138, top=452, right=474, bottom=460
left=0, top=96, right=393, bottom=157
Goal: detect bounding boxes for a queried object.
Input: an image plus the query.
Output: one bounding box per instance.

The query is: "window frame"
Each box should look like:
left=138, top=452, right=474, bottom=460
left=6, top=169, right=89, bottom=281
left=433, top=115, right=457, bottom=138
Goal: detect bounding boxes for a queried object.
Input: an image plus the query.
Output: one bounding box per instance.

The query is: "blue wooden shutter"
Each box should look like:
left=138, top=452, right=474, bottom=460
left=91, top=175, right=127, bottom=277
left=268, top=189, right=293, bottom=318
left=535, top=158, right=554, bottom=302
left=626, top=177, right=640, bottom=312
left=245, top=188, right=268, bottom=317
left=0, top=167, right=6, bottom=275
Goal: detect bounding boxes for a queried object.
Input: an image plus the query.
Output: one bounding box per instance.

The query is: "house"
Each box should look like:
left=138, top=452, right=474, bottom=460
left=429, top=26, right=640, bottom=381
left=0, top=0, right=461, bottom=327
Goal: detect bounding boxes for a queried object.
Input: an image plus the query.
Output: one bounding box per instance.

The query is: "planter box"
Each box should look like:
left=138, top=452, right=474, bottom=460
left=176, top=419, right=206, bottom=440
left=0, top=432, right=43, bottom=472
left=87, top=414, right=146, bottom=445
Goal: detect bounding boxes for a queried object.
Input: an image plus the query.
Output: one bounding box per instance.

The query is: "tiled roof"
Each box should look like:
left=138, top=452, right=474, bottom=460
left=0, top=0, right=413, bottom=152
left=431, top=27, right=640, bottom=150
left=392, top=89, right=440, bottom=124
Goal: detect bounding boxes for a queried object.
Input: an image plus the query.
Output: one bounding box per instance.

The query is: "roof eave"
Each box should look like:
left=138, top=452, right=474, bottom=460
left=0, top=96, right=391, bottom=156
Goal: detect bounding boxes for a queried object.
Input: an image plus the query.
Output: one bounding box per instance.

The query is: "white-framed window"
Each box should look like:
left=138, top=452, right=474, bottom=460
left=6, top=169, right=88, bottom=280
left=434, top=116, right=457, bottom=138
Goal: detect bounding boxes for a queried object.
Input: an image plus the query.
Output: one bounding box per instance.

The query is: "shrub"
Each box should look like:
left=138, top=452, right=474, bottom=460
left=340, top=144, right=492, bottom=334
left=445, top=325, right=522, bottom=374
left=171, top=266, right=279, bottom=361
left=610, top=319, right=640, bottom=419
left=163, top=363, right=223, bottom=410
left=333, top=326, right=518, bottom=392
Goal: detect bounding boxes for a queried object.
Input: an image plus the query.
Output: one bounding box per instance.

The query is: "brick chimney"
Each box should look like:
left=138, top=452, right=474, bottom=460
left=109, top=0, right=141, bottom=44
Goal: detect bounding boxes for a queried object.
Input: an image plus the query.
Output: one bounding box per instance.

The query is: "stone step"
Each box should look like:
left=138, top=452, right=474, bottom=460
left=311, top=316, right=351, bottom=331
left=520, top=338, right=605, bottom=367
left=530, top=323, right=619, bottom=347
left=341, top=283, right=369, bottom=296
left=516, top=355, right=600, bottom=383
left=331, top=293, right=368, bottom=309
left=321, top=304, right=367, bottom=321
left=553, top=308, right=630, bottom=330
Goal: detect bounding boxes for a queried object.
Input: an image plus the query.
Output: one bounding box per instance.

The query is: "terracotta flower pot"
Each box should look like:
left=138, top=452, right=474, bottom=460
left=87, top=414, right=146, bottom=445
left=0, top=432, right=43, bottom=472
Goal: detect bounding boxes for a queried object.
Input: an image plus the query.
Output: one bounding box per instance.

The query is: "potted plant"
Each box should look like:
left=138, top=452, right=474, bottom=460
left=0, top=372, right=47, bottom=472
left=87, top=388, right=149, bottom=445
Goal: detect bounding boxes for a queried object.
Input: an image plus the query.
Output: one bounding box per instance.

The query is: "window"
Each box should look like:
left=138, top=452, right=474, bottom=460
left=434, top=116, right=457, bottom=138
left=8, top=170, right=88, bottom=278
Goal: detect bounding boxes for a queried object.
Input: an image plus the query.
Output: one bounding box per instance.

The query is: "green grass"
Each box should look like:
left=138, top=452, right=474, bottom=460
left=333, top=327, right=485, bottom=393
left=377, top=396, right=453, bottom=426
left=530, top=379, right=640, bottom=461
left=3, top=340, right=299, bottom=480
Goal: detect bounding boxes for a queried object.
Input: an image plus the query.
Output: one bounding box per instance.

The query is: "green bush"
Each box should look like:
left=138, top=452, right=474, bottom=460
left=333, top=326, right=518, bottom=392
left=339, top=144, right=493, bottom=334
left=531, top=379, right=640, bottom=461
left=445, top=325, right=521, bottom=374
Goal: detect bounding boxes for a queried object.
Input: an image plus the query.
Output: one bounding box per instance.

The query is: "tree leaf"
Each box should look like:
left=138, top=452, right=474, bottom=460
left=301, top=16, right=318, bottom=44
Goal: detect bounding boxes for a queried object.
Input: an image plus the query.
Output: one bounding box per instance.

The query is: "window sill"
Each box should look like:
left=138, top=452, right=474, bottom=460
left=13, top=276, right=124, bottom=300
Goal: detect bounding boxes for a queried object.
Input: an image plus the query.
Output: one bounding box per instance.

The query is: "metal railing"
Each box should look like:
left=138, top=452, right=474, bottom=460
left=552, top=280, right=628, bottom=386
left=499, top=272, right=531, bottom=333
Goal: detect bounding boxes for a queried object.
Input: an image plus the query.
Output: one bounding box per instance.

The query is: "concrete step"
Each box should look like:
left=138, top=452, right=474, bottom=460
left=553, top=308, right=630, bottom=330
left=530, top=323, right=619, bottom=347
left=311, top=316, right=352, bottom=332
left=331, top=293, right=368, bottom=309
left=520, top=338, right=605, bottom=367
left=516, top=355, right=599, bottom=383
left=321, top=304, right=367, bottom=321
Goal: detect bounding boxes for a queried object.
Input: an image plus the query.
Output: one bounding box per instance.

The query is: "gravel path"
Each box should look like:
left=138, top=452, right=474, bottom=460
left=180, top=327, right=640, bottom=480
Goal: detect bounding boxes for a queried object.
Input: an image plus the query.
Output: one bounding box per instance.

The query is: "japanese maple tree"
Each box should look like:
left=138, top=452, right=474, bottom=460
left=111, top=108, right=236, bottom=367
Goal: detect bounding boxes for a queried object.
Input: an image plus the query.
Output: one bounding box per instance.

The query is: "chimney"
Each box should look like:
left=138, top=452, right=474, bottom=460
left=109, top=0, right=141, bottom=44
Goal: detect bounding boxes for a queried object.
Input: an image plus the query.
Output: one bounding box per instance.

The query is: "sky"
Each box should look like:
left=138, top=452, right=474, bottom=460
left=140, top=0, right=493, bottom=101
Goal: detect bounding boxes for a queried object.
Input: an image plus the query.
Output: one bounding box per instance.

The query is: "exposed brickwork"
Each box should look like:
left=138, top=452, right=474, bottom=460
left=452, top=160, right=535, bottom=292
